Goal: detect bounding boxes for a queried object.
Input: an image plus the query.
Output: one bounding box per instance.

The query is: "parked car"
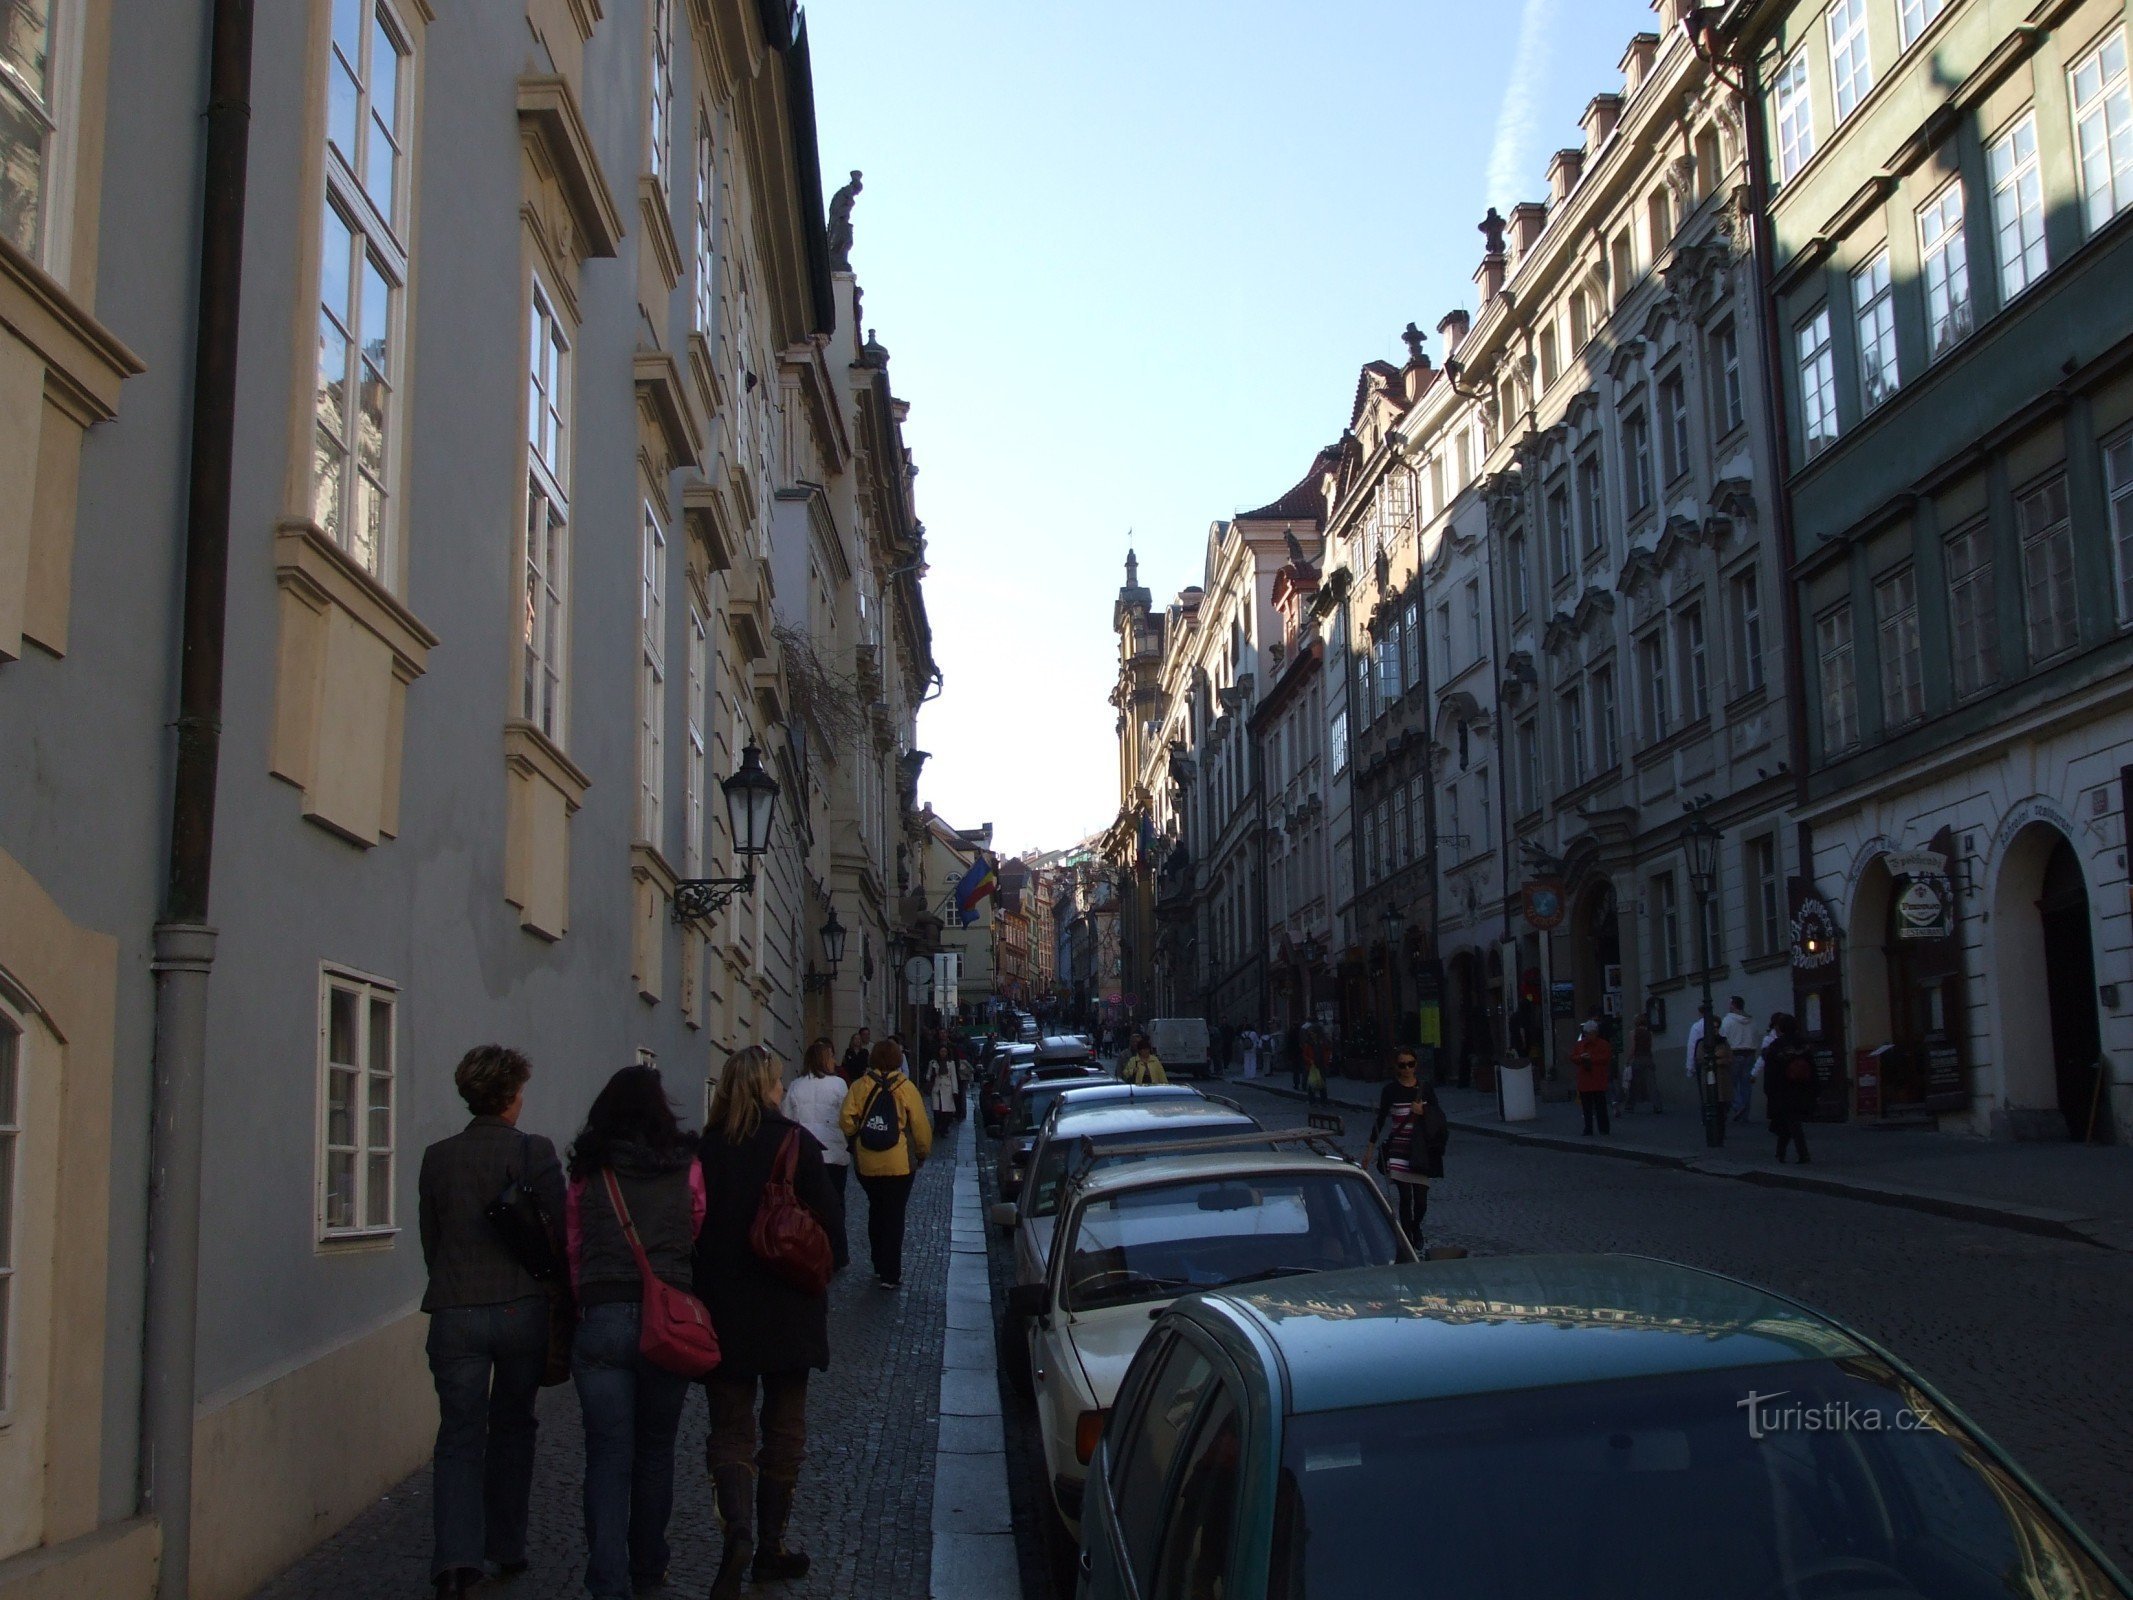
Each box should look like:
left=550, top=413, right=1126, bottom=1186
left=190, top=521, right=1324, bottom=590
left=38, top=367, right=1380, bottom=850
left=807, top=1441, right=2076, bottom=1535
left=988, top=1082, right=1205, bottom=1231
left=1011, top=1139, right=1407, bottom=1536
left=1078, top=1253, right=2133, bottom=1599
left=980, top=1042, right=1041, bottom=1134
left=995, top=1072, right=1122, bottom=1202
left=1146, top=1016, right=1212, bottom=1078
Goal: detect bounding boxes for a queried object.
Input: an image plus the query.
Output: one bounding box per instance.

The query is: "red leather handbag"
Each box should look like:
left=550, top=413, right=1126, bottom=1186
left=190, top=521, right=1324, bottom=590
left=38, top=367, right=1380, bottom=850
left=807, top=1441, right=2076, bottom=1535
left=750, top=1130, right=834, bottom=1295
left=600, top=1169, right=721, bottom=1378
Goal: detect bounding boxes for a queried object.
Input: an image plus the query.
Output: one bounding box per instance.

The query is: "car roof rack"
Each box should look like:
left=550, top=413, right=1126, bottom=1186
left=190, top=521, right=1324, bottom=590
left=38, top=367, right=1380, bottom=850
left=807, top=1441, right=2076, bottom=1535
left=1066, top=1121, right=1351, bottom=1186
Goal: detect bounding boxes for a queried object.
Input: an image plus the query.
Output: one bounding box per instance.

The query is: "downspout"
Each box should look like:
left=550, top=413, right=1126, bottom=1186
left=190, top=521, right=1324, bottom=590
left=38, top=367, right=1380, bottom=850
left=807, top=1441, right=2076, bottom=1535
left=144, top=1, right=254, bottom=1595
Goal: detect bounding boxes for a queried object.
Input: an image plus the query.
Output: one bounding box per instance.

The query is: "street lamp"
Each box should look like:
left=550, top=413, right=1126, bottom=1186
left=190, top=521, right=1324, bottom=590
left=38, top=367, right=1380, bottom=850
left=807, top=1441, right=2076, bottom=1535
left=1682, top=796, right=1724, bottom=1148
left=804, top=906, right=847, bottom=992
left=674, top=743, right=780, bottom=923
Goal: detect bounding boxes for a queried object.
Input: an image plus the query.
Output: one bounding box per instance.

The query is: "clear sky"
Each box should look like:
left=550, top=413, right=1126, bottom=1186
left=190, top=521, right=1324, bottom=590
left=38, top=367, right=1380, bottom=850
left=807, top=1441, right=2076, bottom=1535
left=805, top=0, right=1662, bottom=857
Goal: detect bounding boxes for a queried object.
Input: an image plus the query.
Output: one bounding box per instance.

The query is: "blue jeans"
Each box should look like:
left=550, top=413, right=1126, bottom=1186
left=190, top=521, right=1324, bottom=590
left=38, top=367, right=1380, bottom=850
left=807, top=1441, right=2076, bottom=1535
left=426, top=1295, right=549, bottom=1578
left=572, top=1302, right=691, bottom=1598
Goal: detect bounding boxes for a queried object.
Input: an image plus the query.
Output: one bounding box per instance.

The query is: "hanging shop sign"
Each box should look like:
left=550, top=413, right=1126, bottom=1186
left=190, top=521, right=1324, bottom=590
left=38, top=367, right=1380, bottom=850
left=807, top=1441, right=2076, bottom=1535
left=1788, top=882, right=1839, bottom=973
left=1887, top=851, right=1954, bottom=943
left=1522, top=878, right=1567, bottom=931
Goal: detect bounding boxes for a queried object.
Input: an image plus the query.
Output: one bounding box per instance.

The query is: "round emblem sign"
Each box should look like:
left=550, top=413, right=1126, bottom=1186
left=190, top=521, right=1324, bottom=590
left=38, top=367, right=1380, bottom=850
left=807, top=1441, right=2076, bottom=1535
left=1523, top=879, right=1567, bottom=931
left=902, top=955, right=934, bottom=984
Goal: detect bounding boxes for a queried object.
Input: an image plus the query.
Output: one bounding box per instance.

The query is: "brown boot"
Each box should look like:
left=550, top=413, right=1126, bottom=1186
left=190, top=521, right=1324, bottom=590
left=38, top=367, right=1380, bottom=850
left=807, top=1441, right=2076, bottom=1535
left=709, top=1466, right=754, bottom=1600
left=750, top=1477, right=811, bottom=1582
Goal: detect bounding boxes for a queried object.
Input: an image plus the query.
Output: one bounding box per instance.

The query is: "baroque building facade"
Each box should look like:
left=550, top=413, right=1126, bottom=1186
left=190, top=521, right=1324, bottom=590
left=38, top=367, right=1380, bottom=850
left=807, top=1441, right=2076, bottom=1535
left=0, top=1, right=936, bottom=1594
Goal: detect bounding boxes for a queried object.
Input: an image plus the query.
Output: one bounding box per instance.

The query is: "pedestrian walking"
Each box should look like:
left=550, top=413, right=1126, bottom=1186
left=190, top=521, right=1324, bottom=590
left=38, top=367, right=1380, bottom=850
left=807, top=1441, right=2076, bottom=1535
left=1121, top=1033, right=1168, bottom=1085
left=1626, top=1010, right=1661, bottom=1112
left=1765, top=1012, right=1816, bottom=1165
left=417, top=1046, right=563, bottom=1598
left=564, top=1065, right=705, bottom=1600
left=1305, top=1029, right=1330, bottom=1104
left=696, top=1046, right=836, bottom=1599
left=839, top=1029, right=872, bottom=1083
left=1722, top=997, right=1760, bottom=1123
left=1364, top=1051, right=1448, bottom=1249
left=839, top=1039, right=933, bottom=1288
left=1572, top=1019, right=1614, bottom=1136
left=1239, top=1026, right=1259, bottom=1080
left=927, top=1053, right=959, bottom=1123
left=784, top=1039, right=852, bottom=1271
left=1287, top=1022, right=1306, bottom=1093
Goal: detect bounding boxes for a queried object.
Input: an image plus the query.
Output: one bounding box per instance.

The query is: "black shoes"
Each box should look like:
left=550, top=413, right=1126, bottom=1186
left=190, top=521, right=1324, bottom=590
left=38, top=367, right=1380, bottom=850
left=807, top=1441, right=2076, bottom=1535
left=751, top=1478, right=811, bottom=1582
left=710, top=1466, right=755, bottom=1600
left=432, top=1569, right=482, bottom=1598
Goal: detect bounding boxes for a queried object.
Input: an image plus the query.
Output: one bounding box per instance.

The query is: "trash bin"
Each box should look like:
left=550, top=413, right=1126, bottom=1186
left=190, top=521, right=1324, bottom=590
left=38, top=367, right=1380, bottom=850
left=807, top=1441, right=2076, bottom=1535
left=1498, top=1062, right=1537, bottom=1122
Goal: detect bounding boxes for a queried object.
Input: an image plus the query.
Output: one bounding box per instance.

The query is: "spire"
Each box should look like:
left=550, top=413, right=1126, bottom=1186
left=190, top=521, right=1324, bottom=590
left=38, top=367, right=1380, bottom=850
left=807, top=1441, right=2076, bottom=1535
left=1125, top=548, right=1139, bottom=587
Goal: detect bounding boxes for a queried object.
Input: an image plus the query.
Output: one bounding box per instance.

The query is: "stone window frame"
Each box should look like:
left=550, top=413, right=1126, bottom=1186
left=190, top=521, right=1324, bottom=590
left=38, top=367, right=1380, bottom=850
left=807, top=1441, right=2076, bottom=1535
left=0, top=0, right=88, bottom=275
left=1772, top=45, right=1816, bottom=187
left=314, top=963, right=399, bottom=1246
left=1917, top=176, right=1974, bottom=363
left=1873, top=562, right=1925, bottom=728
left=2069, top=25, right=2133, bottom=237
left=1945, top=517, right=1999, bottom=698
left=1816, top=600, right=1861, bottom=754
left=2104, top=428, right=2133, bottom=630
left=1851, top=245, right=1899, bottom=412
left=1987, top=108, right=2048, bottom=303
left=1825, top=0, right=1874, bottom=125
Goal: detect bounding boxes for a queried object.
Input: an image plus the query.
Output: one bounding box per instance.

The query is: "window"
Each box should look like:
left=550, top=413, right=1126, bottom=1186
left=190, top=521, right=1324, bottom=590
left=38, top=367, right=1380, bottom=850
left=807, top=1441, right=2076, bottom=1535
left=1538, top=323, right=1560, bottom=390
left=1798, top=308, right=1838, bottom=459
left=1827, top=0, right=1873, bottom=122
left=1152, top=1390, right=1242, bottom=1598
left=1653, top=871, right=1681, bottom=980
left=1945, top=523, right=1997, bottom=697
left=1465, top=579, right=1484, bottom=663
left=2017, top=475, right=2078, bottom=661
left=1697, top=872, right=1723, bottom=971
left=693, top=112, right=717, bottom=335
left=1678, top=604, right=1710, bottom=721
left=318, top=969, right=396, bottom=1238
left=1714, top=320, right=1745, bottom=434
left=1392, top=786, right=1411, bottom=869
left=0, top=0, right=61, bottom=260
left=1660, top=373, right=1690, bottom=482
left=1506, top=527, right=1531, bottom=617
left=1578, top=455, right=1607, bottom=554
left=1648, top=186, right=1674, bottom=257
left=1515, top=715, right=1539, bottom=814
left=1547, top=485, right=1573, bottom=578
left=685, top=605, right=707, bottom=875
left=0, top=1015, right=16, bottom=1412
left=1558, top=682, right=1588, bottom=788
left=1696, top=125, right=1724, bottom=198
left=1852, top=249, right=1899, bottom=411
left=2109, top=433, right=2133, bottom=625
left=1400, top=599, right=1421, bottom=692
left=1989, top=113, right=2048, bottom=300
left=1729, top=564, right=1765, bottom=694
left=1639, top=630, right=1670, bottom=743
left=1898, top=0, right=1947, bottom=50
left=1433, top=601, right=1452, bottom=683
left=1919, top=182, right=1972, bottom=359
left=523, top=282, right=571, bottom=742
left=1570, top=289, right=1591, bottom=350
left=316, top=0, right=412, bottom=579
left=1817, top=604, right=1860, bottom=752
left=1593, top=664, right=1619, bottom=771
left=1624, top=411, right=1654, bottom=515
left=2071, top=28, right=2133, bottom=233
left=1875, top=566, right=1924, bottom=727
left=1747, top=834, right=1782, bottom=957
left=648, top=0, right=673, bottom=188
left=1612, top=229, right=1637, bottom=299
left=1116, top=1339, right=1215, bottom=1578
left=1773, top=48, right=1815, bottom=185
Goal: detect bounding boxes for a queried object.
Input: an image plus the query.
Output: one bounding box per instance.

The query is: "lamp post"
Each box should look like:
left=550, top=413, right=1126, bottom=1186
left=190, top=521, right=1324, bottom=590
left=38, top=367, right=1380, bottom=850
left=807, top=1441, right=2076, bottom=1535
left=1683, top=796, right=1724, bottom=1148
left=674, top=742, right=779, bottom=923
left=804, top=906, right=846, bottom=993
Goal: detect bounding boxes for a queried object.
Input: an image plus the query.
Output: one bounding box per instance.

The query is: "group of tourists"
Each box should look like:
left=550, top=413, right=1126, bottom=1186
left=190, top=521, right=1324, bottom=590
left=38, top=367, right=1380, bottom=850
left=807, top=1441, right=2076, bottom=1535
left=416, top=1032, right=938, bottom=1598
left=1578, top=996, right=1817, bottom=1159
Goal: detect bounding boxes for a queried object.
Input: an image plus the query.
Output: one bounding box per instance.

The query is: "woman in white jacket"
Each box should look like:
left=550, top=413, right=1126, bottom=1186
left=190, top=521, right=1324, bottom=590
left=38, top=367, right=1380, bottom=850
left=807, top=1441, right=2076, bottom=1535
left=784, top=1039, right=852, bottom=1270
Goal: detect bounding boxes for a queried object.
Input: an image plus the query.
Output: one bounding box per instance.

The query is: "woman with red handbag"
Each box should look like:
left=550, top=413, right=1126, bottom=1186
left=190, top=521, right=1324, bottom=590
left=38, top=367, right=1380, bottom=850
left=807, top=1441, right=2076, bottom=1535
left=695, top=1046, right=836, bottom=1598
left=563, top=1066, right=706, bottom=1600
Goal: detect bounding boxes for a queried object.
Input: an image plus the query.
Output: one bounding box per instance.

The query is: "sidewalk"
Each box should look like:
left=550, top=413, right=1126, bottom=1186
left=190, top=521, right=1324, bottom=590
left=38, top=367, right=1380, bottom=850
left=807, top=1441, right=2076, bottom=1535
left=1235, top=1070, right=2133, bottom=1252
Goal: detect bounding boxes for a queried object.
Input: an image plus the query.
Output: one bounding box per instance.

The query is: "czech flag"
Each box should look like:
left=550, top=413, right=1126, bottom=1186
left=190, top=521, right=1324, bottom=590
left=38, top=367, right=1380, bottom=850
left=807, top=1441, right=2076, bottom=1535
left=954, top=856, right=999, bottom=925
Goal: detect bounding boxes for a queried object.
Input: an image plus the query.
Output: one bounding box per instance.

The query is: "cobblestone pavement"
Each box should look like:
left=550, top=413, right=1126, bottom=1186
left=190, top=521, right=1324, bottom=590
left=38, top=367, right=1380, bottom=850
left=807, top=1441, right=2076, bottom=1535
left=1217, top=1079, right=2133, bottom=1574
left=251, top=1133, right=960, bottom=1600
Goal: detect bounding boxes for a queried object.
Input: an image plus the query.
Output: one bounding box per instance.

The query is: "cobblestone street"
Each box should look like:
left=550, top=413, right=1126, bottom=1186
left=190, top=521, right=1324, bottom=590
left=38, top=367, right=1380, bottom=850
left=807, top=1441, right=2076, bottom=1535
left=250, top=1134, right=960, bottom=1600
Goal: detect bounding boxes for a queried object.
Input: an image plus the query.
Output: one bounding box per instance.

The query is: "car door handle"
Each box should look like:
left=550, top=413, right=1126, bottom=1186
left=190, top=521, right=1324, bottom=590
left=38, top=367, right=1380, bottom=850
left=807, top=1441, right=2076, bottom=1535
left=1080, top=1550, right=1093, bottom=1576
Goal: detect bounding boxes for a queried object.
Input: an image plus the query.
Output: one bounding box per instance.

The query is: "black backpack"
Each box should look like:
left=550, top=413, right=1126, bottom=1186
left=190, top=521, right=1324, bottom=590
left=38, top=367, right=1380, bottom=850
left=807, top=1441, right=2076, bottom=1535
left=857, top=1073, right=903, bottom=1152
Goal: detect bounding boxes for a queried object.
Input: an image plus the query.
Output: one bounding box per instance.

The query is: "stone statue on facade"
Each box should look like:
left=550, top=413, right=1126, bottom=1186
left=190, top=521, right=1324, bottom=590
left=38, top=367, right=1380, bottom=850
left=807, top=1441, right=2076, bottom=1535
left=827, top=170, right=863, bottom=270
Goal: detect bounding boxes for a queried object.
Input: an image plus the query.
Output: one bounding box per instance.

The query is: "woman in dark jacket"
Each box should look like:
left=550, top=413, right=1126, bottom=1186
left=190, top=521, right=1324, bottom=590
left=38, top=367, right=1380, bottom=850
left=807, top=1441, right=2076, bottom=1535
left=566, top=1066, right=704, bottom=1600
left=417, top=1045, right=563, bottom=1598
left=696, top=1046, right=835, bottom=1599
left=1765, top=1012, right=1815, bottom=1164
left=1363, top=1051, right=1449, bottom=1249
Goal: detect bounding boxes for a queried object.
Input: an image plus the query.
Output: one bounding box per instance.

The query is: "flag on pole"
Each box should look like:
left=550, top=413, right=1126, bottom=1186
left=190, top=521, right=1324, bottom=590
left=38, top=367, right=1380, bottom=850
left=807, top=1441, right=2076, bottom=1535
left=954, top=856, right=998, bottom=925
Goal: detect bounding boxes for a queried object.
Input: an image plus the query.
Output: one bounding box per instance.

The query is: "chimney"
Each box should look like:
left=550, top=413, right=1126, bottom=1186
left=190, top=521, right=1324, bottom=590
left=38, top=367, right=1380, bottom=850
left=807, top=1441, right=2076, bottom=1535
left=1582, top=92, right=1624, bottom=153
left=1508, top=200, right=1548, bottom=262
left=1651, top=0, right=1693, bottom=32
left=1438, top=309, right=1471, bottom=358
left=1473, top=206, right=1508, bottom=304
left=1620, top=32, right=1659, bottom=97
left=1547, top=147, right=1586, bottom=205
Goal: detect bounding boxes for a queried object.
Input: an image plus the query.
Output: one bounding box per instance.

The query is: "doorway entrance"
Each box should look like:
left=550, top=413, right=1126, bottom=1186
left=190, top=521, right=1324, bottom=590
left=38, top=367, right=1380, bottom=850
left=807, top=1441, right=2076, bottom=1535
left=2040, top=838, right=2106, bottom=1140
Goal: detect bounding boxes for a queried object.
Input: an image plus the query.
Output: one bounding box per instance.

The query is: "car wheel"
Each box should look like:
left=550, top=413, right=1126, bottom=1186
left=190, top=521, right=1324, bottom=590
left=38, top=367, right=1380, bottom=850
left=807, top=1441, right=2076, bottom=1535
left=1001, top=1313, right=1034, bottom=1401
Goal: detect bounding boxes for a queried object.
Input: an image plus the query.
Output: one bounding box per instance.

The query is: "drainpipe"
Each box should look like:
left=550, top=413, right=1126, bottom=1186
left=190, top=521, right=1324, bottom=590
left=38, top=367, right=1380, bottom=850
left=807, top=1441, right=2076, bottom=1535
left=144, top=1, right=254, bottom=1595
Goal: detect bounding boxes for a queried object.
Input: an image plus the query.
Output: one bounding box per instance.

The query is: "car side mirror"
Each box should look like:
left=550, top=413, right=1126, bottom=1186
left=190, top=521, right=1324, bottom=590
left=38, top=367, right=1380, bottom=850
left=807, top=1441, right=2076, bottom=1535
left=1007, top=1282, right=1050, bottom=1321
left=990, top=1201, right=1019, bottom=1230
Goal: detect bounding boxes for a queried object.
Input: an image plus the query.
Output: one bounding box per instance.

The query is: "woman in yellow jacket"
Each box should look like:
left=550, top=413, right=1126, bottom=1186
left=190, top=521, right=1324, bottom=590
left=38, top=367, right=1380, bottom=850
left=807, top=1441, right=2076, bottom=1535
left=838, top=1039, right=934, bottom=1288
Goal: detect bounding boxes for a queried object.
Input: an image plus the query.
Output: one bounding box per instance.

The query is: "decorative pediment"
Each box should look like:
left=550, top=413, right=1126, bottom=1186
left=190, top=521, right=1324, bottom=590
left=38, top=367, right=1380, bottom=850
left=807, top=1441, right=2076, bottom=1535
left=634, top=349, right=701, bottom=476
left=1607, top=339, right=1646, bottom=385
left=1616, top=544, right=1660, bottom=597
left=1640, top=295, right=1682, bottom=346
left=682, top=481, right=734, bottom=572
left=1571, top=586, right=1617, bottom=634
left=1711, top=475, right=1756, bottom=522
left=1565, top=388, right=1601, bottom=432
left=1482, top=467, right=1526, bottom=526
left=1435, top=689, right=1489, bottom=743
left=1542, top=610, right=1580, bottom=657
left=1506, top=649, right=1537, bottom=684
left=1654, top=513, right=1706, bottom=572
left=518, top=76, right=624, bottom=261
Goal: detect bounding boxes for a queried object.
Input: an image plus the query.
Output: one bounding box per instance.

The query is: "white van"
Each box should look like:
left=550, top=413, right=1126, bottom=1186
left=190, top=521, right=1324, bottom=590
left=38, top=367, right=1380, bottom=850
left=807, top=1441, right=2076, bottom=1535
left=1146, top=1016, right=1212, bottom=1078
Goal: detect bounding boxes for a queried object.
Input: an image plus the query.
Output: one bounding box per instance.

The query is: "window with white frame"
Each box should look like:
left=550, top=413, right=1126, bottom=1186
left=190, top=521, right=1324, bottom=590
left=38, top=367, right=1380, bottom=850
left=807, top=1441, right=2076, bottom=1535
left=1507, top=527, right=1531, bottom=617
left=1624, top=410, right=1654, bottom=514
left=1400, top=599, right=1421, bottom=691
left=0, top=0, right=64, bottom=262
left=1653, top=871, right=1681, bottom=980
left=1919, top=181, right=1973, bottom=359
left=1774, top=48, right=1815, bottom=185
left=1714, top=319, right=1745, bottom=434
left=1579, top=454, right=1607, bottom=553
left=1679, top=602, right=1710, bottom=721
left=2071, top=28, right=2133, bottom=234
left=1989, top=112, right=2048, bottom=300
left=316, top=0, right=412, bottom=580
left=1464, top=579, right=1484, bottom=664
left=0, top=1012, right=17, bottom=1413
left=1392, top=786, right=1410, bottom=869
left=1649, top=186, right=1674, bottom=258
left=1433, top=601, right=1452, bottom=683
left=2108, top=432, right=2133, bottom=625
left=1798, top=308, right=1839, bottom=459
left=1558, top=681, right=1588, bottom=789
left=1852, top=248, right=1899, bottom=411
left=1697, top=869, right=1723, bottom=970
left=523, top=282, right=570, bottom=742
left=318, top=969, right=396, bottom=1238
left=1946, top=522, right=1998, bottom=697
left=1817, top=603, right=1860, bottom=752
left=1593, top=662, right=1619, bottom=771
left=1639, top=629, right=1670, bottom=744
left=1729, top=563, right=1765, bottom=695
left=2018, top=475, right=2078, bottom=661
left=1547, top=484, right=1573, bottom=579
left=1515, top=714, right=1539, bottom=814
left=1660, top=372, right=1690, bottom=482
left=1875, top=566, right=1924, bottom=726
left=1747, top=833, right=1782, bottom=957
left=648, top=0, right=672, bottom=189
left=1898, top=0, right=1947, bottom=51
left=685, top=604, right=707, bottom=876
left=693, top=111, right=716, bottom=336
left=1827, top=0, right=1873, bottom=122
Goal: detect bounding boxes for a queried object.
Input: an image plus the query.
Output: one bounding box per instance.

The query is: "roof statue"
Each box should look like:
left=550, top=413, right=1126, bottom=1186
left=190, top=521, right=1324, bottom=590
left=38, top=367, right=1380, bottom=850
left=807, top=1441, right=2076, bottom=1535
left=1125, top=548, right=1139, bottom=587
left=1284, top=526, right=1306, bottom=567
left=827, top=169, right=863, bottom=271
left=1401, top=321, right=1427, bottom=364
left=1479, top=205, right=1507, bottom=257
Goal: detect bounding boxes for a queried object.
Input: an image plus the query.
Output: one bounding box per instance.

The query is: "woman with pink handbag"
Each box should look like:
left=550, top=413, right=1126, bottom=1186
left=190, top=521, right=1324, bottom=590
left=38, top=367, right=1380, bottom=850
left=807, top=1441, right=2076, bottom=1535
left=563, top=1066, right=706, bottom=1599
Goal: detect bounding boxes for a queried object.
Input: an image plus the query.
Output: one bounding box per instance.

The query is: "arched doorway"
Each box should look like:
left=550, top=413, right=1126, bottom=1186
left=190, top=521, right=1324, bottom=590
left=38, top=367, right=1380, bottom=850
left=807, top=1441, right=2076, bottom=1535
left=1992, top=823, right=2109, bottom=1141
left=2040, top=839, right=2105, bottom=1138
left=1571, top=879, right=1621, bottom=1033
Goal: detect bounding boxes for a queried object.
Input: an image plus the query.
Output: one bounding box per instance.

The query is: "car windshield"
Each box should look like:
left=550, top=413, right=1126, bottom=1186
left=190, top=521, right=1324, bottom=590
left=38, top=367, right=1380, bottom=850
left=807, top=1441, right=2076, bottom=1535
left=1026, top=1123, right=1263, bottom=1217
left=1063, top=1172, right=1399, bottom=1311
left=1271, top=1357, right=2121, bottom=1600
left=1007, top=1080, right=1106, bottom=1137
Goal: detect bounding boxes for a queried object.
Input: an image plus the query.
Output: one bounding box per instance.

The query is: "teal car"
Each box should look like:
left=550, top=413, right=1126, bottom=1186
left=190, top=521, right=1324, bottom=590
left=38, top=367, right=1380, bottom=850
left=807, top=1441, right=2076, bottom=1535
left=1078, top=1254, right=2130, bottom=1600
